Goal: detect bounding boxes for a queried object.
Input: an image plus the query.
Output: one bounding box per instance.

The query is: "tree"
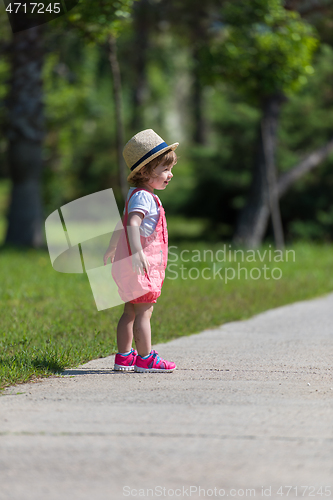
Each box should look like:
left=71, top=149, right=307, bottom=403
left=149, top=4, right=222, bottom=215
left=4, top=24, right=45, bottom=247
left=2, top=0, right=135, bottom=248
left=129, top=0, right=151, bottom=132
left=285, top=0, right=333, bottom=17
left=208, top=0, right=319, bottom=247
left=63, top=0, right=135, bottom=202
left=162, top=0, right=226, bottom=145
left=2, top=1, right=80, bottom=248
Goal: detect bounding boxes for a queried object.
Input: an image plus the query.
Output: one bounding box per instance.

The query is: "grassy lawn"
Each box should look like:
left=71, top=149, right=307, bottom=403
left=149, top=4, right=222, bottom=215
left=1, top=241, right=333, bottom=389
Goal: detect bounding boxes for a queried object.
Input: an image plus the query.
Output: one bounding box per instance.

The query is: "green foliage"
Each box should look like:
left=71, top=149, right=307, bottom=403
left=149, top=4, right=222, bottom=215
left=0, top=1, right=11, bottom=41
left=278, top=43, right=333, bottom=242
left=42, top=43, right=122, bottom=217
left=160, top=40, right=333, bottom=244
left=208, top=0, right=319, bottom=102
left=38, top=20, right=333, bottom=243
left=64, top=0, right=135, bottom=43
left=163, top=88, right=259, bottom=238
left=1, top=0, right=333, bottom=244
left=0, top=2, right=11, bottom=178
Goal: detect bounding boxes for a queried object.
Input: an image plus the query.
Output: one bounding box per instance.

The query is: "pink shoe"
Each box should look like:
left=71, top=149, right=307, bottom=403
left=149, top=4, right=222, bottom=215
left=134, top=350, right=176, bottom=373
left=114, top=348, right=137, bottom=371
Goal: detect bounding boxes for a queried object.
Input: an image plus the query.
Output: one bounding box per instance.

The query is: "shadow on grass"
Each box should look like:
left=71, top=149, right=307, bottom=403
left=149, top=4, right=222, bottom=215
left=1, top=355, right=66, bottom=374
left=32, top=358, right=65, bottom=373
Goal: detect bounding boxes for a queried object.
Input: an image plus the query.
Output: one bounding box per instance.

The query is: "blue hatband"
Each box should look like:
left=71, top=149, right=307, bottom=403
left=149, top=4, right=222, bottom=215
left=130, top=142, right=169, bottom=171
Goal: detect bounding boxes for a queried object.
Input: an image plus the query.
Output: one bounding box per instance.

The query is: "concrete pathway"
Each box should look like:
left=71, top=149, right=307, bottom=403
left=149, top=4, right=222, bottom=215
left=1, top=294, right=332, bottom=500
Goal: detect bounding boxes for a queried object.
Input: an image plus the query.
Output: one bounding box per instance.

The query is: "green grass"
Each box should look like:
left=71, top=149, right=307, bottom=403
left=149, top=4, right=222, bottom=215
left=1, top=241, right=333, bottom=389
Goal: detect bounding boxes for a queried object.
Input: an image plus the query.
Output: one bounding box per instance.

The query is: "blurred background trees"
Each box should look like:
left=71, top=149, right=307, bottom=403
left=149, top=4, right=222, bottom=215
left=1, top=0, right=333, bottom=248
left=210, top=0, right=319, bottom=248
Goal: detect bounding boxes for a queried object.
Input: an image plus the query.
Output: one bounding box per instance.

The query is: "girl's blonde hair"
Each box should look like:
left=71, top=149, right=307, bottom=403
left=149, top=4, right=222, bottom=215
left=129, top=149, right=177, bottom=186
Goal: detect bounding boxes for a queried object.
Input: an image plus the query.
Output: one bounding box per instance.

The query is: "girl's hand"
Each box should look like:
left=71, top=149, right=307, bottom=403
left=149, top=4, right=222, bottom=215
left=104, top=246, right=116, bottom=266
left=131, top=250, right=150, bottom=275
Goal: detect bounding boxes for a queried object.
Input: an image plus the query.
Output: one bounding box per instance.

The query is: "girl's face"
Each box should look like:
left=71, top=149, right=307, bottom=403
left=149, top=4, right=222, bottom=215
left=144, top=161, right=174, bottom=192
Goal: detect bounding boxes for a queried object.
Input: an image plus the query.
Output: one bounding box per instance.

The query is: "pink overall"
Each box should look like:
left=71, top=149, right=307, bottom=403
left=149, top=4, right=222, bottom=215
left=111, top=188, right=168, bottom=304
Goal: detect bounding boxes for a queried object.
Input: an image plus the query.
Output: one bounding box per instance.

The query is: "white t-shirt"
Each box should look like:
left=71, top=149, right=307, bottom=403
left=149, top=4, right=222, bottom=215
left=123, top=187, right=161, bottom=236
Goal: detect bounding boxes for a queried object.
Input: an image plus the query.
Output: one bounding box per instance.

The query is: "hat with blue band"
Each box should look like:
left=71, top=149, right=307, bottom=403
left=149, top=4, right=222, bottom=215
left=123, top=129, right=179, bottom=182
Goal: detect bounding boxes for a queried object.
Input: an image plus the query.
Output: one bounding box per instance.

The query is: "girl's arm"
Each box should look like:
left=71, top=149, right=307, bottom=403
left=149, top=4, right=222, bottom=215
left=127, top=211, right=150, bottom=275
left=103, top=215, right=124, bottom=265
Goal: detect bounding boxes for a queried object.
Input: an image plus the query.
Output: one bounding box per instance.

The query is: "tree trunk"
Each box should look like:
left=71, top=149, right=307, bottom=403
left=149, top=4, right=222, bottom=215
left=233, top=93, right=285, bottom=248
left=261, top=105, right=284, bottom=249
left=130, top=0, right=149, bottom=132
left=189, top=9, right=207, bottom=146
left=192, top=44, right=206, bottom=145
left=277, top=136, right=333, bottom=197
left=108, top=34, right=128, bottom=203
left=4, top=25, right=45, bottom=248
left=232, top=121, right=270, bottom=248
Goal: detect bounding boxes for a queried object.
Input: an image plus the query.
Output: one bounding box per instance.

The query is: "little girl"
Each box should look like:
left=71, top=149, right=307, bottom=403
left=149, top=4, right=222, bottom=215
left=103, top=129, right=178, bottom=373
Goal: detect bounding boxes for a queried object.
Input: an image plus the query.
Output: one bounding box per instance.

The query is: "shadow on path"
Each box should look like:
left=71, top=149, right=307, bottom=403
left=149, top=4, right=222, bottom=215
left=61, top=369, right=131, bottom=376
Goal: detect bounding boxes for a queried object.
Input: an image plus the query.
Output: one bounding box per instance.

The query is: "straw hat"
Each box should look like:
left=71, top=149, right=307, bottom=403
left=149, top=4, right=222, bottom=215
left=123, top=129, right=179, bottom=182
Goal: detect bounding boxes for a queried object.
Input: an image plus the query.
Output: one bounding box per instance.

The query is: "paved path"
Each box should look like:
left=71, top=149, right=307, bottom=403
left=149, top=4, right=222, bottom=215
left=1, top=294, right=332, bottom=500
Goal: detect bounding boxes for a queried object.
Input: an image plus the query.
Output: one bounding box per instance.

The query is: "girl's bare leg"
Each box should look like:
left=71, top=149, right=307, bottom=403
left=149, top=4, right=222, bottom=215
left=116, top=302, right=135, bottom=353
left=133, top=303, right=154, bottom=357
